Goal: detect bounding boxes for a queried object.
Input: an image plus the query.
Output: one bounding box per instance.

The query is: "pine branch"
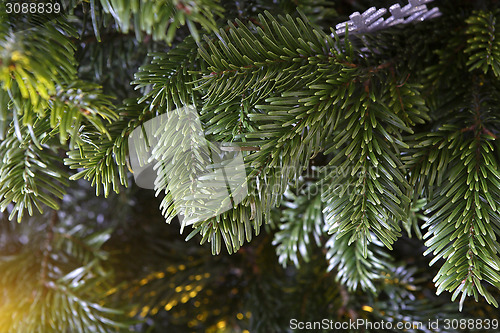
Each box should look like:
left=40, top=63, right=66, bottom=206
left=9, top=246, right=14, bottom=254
left=326, top=234, right=394, bottom=292
left=129, top=12, right=353, bottom=254
left=322, top=93, right=415, bottom=256
left=64, top=99, right=147, bottom=197
left=0, top=19, right=77, bottom=111
left=421, top=87, right=500, bottom=310
left=132, top=36, right=201, bottom=113
left=185, top=195, right=263, bottom=255
left=49, top=80, right=118, bottom=146
left=0, top=19, right=119, bottom=147
left=91, top=0, right=224, bottom=43
left=465, top=10, right=500, bottom=77
left=0, top=117, right=68, bottom=222
left=272, top=183, right=323, bottom=267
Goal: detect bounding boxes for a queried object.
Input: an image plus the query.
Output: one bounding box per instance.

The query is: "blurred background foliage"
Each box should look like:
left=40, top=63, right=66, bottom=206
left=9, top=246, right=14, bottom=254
left=0, top=179, right=476, bottom=332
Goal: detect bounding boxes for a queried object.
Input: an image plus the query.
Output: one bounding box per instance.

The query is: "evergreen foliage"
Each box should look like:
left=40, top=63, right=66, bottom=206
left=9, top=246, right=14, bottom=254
left=1, top=0, right=500, bottom=331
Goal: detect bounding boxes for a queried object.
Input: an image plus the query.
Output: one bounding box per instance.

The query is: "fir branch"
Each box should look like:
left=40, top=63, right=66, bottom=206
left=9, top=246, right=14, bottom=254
left=422, top=87, right=500, bottom=310
left=325, top=234, right=393, bottom=292
left=465, top=9, right=500, bottom=77
left=49, top=80, right=118, bottom=146
left=272, top=183, right=323, bottom=267
left=92, top=0, right=224, bottom=43
left=0, top=19, right=78, bottom=111
left=132, top=36, right=201, bottom=113
left=0, top=117, right=68, bottom=222
left=64, top=100, right=146, bottom=197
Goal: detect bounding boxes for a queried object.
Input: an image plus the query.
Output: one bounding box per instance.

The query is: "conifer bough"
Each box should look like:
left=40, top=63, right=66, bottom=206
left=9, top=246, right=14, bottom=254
left=0, top=0, right=499, bottom=321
